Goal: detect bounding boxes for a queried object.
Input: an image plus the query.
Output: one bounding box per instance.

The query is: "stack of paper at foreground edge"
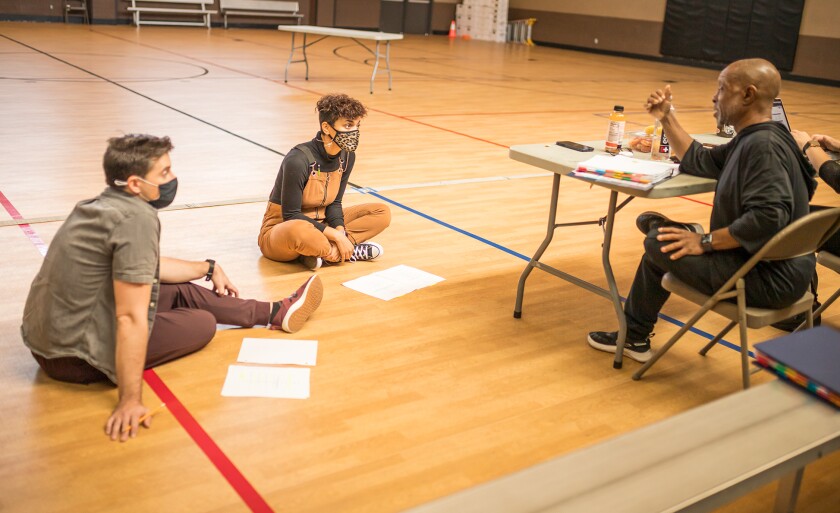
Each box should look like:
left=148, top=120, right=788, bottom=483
left=221, top=365, right=310, bottom=399
left=342, top=264, right=444, bottom=300
left=236, top=338, right=318, bottom=366
left=572, top=155, right=680, bottom=190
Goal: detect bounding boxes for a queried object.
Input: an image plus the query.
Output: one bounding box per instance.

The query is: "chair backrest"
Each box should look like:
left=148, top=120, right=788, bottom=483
left=757, top=207, right=840, bottom=261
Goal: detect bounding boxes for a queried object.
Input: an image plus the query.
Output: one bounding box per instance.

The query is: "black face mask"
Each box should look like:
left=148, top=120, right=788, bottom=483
left=148, top=177, right=178, bottom=209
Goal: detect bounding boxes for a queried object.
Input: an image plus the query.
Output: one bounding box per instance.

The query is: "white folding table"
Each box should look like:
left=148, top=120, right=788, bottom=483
left=510, top=137, right=727, bottom=368
left=277, top=25, right=404, bottom=94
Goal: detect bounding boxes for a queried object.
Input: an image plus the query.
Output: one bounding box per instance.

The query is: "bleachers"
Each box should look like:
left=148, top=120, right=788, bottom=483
left=219, top=0, right=302, bottom=29
left=126, top=0, right=217, bottom=28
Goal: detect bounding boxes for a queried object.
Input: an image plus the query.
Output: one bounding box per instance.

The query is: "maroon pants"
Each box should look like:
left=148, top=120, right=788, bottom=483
left=32, top=283, right=271, bottom=384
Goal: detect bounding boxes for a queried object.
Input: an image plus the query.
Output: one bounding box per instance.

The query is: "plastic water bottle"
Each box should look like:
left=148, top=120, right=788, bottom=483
left=604, top=105, right=625, bottom=154
left=651, top=106, right=674, bottom=161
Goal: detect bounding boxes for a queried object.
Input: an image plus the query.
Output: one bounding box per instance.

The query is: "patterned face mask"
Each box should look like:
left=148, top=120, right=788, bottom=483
left=331, top=127, right=360, bottom=152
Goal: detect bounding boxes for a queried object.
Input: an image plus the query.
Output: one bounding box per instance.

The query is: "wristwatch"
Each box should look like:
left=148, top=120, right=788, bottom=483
left=700, top=233, right=714, bottom=253
left=803, top=140, right=821, bottom=153
left=205, top=259, right=215, bottom=281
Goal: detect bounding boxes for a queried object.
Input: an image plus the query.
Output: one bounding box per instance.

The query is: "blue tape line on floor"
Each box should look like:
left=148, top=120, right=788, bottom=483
left=359, top=187, right=750, bottom=357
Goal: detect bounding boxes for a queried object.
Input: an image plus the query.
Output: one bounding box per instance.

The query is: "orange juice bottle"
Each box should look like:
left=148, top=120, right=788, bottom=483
left=604, top=105, right=625, bottom=154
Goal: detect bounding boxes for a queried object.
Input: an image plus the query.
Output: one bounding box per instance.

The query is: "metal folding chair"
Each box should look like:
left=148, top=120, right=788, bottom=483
left=632, top=207, right=840, bottom=389
left=800, top=251, right=840, bottom=327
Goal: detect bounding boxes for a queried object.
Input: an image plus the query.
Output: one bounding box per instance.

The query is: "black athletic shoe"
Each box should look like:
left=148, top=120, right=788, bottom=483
left=636, top=211, right=704, bottom=236
left=297, top=254, right=322, bottom=271
left=587, top=331, right=653, bottom=363
left=770, top=301, right=822, bottom=332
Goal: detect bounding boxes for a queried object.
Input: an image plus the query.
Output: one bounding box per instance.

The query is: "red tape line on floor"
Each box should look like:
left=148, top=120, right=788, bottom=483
left=143, top=369, right=276, bottom=513
left=0, top=190, right=49, bottom=256
left=2, top=186, right=273, bottom=513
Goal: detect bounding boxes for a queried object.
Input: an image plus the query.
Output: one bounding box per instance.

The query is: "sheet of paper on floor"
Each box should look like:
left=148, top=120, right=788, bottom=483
left=221, top=365, right=310, bottom=398
left=237, top=338, right=318, bottom=366
left=342, top=264, right=444, bottom=300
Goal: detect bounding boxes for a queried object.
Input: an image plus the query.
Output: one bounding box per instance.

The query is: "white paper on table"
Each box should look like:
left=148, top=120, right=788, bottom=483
left=221, top=365, right=310, bottom=399
left=342, top=264, right=445, bottom=300
left=576, top=155, right=679, bottom=179
left=236, top=338, right=318, bottom=366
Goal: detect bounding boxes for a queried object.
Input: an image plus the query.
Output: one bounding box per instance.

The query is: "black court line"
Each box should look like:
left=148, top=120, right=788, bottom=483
left=4, top=29, right=735, bottom=355
left=0, top=33, right=286, bottom=158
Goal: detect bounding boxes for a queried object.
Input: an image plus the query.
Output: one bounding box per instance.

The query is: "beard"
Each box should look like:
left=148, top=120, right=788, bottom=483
left=714, top=108, right=727, bottom=127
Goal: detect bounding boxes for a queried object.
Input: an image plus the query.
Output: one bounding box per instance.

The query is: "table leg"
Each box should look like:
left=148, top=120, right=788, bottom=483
left=386, top=41, right=393, bottom=91
left=370, top=40, right=382, bottom=94
left=514, top=173, right=561, bottom=318
left=773, top=468, right=803, bottom=513
left=284, top=32, right=296, bottom=83
left=303, top=33, right=309, bottom=80
left=602, top=190, right=628, bottom=369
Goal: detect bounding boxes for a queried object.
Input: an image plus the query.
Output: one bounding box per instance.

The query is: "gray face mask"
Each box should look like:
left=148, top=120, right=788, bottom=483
left=331, top=127, right=360, bottom=152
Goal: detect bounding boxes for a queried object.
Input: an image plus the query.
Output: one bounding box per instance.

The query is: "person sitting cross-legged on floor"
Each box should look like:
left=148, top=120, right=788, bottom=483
left=258, top=93, right=391, bottom=271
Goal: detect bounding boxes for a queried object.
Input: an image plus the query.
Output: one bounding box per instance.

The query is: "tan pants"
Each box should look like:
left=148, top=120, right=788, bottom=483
left=259, top=203, right=391, bottom=262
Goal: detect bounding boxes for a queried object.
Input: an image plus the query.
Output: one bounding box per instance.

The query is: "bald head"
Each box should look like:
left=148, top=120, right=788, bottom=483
left=713, top=58, right=781, bottom=130
left=722, top=58, right=781, bottom=103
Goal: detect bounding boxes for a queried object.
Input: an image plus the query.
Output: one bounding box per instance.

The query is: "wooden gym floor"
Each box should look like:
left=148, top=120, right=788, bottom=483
left=1, top=21, right=839, bottom=513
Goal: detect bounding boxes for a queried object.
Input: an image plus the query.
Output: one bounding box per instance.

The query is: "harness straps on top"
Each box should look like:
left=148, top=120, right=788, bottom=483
left=294, top=144, right=347, bottom=172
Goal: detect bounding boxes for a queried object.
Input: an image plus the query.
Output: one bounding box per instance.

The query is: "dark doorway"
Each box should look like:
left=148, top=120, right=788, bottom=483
left=380, top=0, right=432, bottom=35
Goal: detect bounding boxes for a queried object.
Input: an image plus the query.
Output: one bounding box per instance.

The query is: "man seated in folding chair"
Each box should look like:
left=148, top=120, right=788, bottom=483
left=587, top=58, right=818, bottom=365
left=783, top=130, right=840, bottom=325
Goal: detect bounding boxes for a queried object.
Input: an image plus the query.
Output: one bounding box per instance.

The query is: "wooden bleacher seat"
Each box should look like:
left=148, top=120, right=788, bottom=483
left=403, top=380, right=840, bottom=513
left=219, top=0, right=302, bottom=29
left=126, top=0, right=217, bottom=28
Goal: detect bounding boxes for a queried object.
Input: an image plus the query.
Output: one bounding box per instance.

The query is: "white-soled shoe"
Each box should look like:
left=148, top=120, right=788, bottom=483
left=349, top=242, right=383, bottom=262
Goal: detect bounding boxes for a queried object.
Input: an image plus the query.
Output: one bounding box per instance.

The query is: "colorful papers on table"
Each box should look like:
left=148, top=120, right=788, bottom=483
left=236, top=338, right=318, bottom=366
left=572, top=155, right=679, bottom=190
left=342, top=264, right=444, bottom=300
left=221, top=365, right=310, bottom=399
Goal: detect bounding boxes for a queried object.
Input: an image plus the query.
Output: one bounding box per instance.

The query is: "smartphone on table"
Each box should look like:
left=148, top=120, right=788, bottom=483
left=556, top=141, right=594, bottom=152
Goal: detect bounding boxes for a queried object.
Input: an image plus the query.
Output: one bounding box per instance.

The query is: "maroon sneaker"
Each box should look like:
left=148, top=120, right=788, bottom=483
left=269, top=275, right=323, bottom=333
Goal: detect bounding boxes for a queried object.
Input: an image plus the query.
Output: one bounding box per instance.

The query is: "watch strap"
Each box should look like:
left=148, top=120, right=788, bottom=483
left=205, top=259, right=215, bottom=281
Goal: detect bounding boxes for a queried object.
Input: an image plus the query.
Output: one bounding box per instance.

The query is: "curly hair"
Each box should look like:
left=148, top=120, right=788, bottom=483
left=103, top=134, right=174, bottom=187
left=316, top=93, right=367, bottom=126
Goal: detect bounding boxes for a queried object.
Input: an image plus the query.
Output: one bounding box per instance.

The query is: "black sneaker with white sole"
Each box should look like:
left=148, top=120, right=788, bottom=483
left=587, top=331, right=653, bottom=363
left=297, top=254, right=322, bottom=271
left=349, top=242, right=383, bottom=262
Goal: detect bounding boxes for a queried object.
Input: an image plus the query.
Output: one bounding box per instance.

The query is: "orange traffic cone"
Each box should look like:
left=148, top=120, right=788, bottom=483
left=448, top=20, right=456, bottom=38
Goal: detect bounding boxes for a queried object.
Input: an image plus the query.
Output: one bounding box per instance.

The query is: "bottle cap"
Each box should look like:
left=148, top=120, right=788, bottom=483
left=614, top=105, right=624, bottom=111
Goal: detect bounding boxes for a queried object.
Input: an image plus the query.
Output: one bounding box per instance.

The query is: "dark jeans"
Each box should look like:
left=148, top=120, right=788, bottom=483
left=32, top=283, right=271, bottom=384
left=623, top=230, right=809, bottom=340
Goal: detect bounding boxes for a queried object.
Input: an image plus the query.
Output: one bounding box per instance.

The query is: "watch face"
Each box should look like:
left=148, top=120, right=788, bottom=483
left=701, top=233, right=713, bottom=252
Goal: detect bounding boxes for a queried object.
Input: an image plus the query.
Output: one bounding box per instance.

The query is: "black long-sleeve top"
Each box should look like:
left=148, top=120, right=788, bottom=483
left=679, top=121, right=817, bottom=291
left=268, top=134, right=355, bottom=231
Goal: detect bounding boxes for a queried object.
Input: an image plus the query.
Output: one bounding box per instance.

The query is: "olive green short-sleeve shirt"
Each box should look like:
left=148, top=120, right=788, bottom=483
left=21, top=187, right=160, bottom=383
